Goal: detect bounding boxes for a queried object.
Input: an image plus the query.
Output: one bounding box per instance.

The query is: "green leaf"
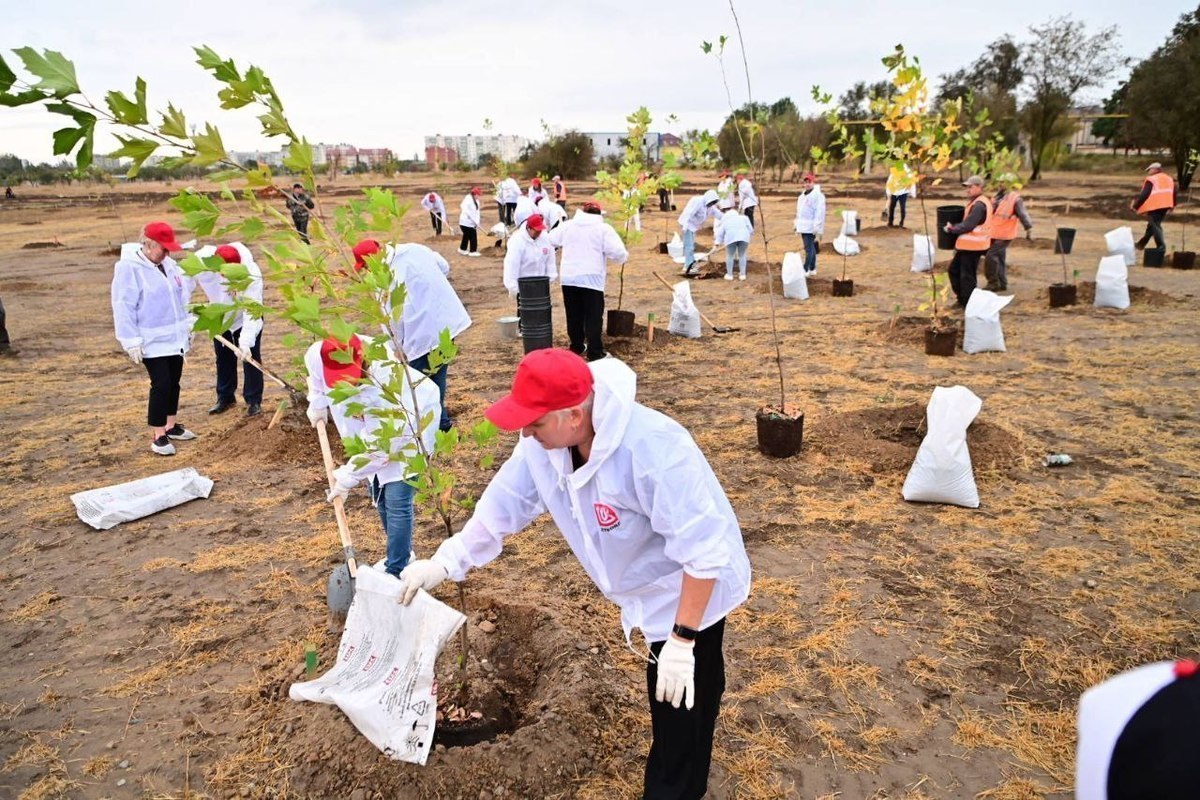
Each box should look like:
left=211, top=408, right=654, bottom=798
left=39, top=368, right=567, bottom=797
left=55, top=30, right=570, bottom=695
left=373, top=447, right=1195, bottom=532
left=283, top=139, right=313, bottom=174
left=108, top=135, right=158, bottom=178
left=328, top=317, right=356, bottom=343
left=0, top=54, right=15, bottom=93
left=168, top=189, right=220, bottom=236
left=159, top=103, right=187, bottom=139
left=193, top=46, right=240, bottom=83
left=190, top=123, right=227, bottom=167
left=192, top=301, right=237, bottom=336
left=13, top=47, right=79, bottom=97
left=0, top=87, right=48, bottom=107
left=288, top=295, right=320, bottom=323
left=104, top=77, right=147, bottom=125
left=238, top=217, right=266, bottom=241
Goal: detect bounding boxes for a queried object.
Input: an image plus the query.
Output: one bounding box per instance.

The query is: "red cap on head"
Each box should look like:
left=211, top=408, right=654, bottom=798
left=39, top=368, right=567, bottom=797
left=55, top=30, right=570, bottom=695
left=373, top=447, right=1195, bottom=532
left=144, top=221, right=183, bottom=252
left=532, top=178, right=542, bottom=186
left=352, top=239, right=382, bottom=272
left=526, top=214, right=547, bottom=233
left=485, top=349, right=594, bottom=431
left=470, top=187, right=482, bottom=196
left=427, top=193, right=437, bottom=203
left=214, top=244, right=241, bottom=264
left=581, top=200, right=602, bottom=214
left=320, top=335, right=364, bottom=388
left=803, top=172, right=816, bottom=182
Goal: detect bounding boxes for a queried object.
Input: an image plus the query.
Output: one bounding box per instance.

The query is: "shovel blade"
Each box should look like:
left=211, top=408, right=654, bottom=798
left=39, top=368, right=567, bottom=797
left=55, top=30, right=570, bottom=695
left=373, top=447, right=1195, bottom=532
left=327, top=563, right=355, bottom=619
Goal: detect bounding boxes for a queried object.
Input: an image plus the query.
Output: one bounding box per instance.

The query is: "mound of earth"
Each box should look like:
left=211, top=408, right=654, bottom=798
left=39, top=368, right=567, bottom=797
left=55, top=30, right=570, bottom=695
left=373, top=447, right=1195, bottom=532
left=21, top=241, right=64, bottom=249
left=757, top=275, right=871, bottom=296
left=216, top=404, right=325, bottom=465
left=605, top=322, right=680, bottom=358
left=1035, top=281, right=1185, bottom=308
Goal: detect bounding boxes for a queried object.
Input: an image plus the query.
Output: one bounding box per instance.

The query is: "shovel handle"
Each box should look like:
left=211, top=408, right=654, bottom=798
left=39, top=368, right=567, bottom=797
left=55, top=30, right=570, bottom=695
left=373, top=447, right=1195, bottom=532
left=214, top=334, right=291, bottom=391
left=650, top=271, right=723, bottom=331
left=315, top=423, right=358, bottom=577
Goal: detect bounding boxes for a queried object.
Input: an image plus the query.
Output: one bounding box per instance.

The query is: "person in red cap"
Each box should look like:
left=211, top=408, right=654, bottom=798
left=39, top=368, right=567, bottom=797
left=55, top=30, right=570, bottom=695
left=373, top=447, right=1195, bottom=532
left=528, top=177, right=545, bottom=204
left=716, top=170, right=735, bottom=213
left=398, top=350, right=751, bottom=800
left=458, top=188, right=482, bottom=256
left=503, top=213, right=557, bottom=303
left=191, top=243, right=265, bottom=416
left=420, top=191, right=449, bottom=236
left=305, top=334, right=440, bottom=578
left=548, top=201, right=628, bottom=360
left=111, top=222, right=197, bottom=455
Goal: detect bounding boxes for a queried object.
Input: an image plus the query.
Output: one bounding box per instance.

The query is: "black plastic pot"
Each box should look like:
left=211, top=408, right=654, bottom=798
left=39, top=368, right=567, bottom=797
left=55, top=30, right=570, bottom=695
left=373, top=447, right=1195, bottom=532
left=517, top=276, right=553, bottom=353
left=606, top=309, right=635, bottom=337
left=831, top=279, right=854, bottom=297
left=658, top=242, right=669, bottom=254
left=1144, top=247, right=1166, bottom=268
left=1171, top=251, right=1196, bottom=269
left=755, top=408, right=804, bottom=458
left=936, top=205, right=965, bottom=250
left=1054, top=227, right=1076, bottom=255
left=924, top=324, right=957, bottom=357
left=1048, top=283, right=1077, bottom=308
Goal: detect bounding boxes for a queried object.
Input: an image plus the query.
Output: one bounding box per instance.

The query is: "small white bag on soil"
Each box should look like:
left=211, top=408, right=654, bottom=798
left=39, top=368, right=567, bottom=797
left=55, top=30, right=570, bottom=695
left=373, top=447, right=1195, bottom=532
left=901, top=386, right=982, bottom=508
left=832, top=235, right=860, bottom=256
left=1094, top=254, right=1130, bottom=310
left=1104, top=226, right=1136, bottom=267
left=668, top=280, right=703, bottom=338
left=289, top=566, right=466, bottom=765
left=71, top=467, right=213, bottom=530
left=911, top=234, right=935, bottom=273
left=963, top=289, right=1014, bottom=354
left=839, top=210, right=859, bottom=238
left=666, top=232, right=683, bottom=261
left=781, top=252, right=809, bottom=300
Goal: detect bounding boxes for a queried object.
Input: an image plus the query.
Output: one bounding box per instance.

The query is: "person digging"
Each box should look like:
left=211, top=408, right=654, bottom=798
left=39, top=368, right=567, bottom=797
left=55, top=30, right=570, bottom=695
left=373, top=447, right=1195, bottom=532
left=397, top=348, right=751, bottom=800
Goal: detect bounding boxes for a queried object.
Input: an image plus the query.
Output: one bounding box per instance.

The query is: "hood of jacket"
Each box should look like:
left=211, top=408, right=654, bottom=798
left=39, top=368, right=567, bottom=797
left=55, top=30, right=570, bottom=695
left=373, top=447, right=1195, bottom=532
left=555, top=357, right=637, bottom=488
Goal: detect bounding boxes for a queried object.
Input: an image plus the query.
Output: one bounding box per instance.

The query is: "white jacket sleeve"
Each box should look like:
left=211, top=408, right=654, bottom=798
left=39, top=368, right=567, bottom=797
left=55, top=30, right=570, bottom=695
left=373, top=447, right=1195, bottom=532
left=304, top=344, right=331, bottom=412
left=502, top=243, right=520, bottom=295
left=430, top=444, right=547, bottom=581
left=239, top=263, right=265, bottom=347
left=815, top=193, right=826, bottom=235
left=433, top=250, right=451, bottom=276
left=111, top=263, right=143, bottom=349
left=604, top=225, right=629, bottom=265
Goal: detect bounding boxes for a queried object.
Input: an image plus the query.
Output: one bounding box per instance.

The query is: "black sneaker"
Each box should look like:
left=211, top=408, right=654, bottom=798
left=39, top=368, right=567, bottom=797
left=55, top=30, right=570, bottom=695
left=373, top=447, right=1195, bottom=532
left=245, top=403, right=262, bottom=417
left=166, top=424, right=197, bottom=441
left=151, top=435, right=176, bottom=456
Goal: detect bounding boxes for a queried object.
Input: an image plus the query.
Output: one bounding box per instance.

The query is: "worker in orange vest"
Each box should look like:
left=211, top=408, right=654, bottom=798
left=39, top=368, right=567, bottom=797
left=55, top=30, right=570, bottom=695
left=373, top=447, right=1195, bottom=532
left=983, top=174, right=1033, bottom=292
left=1132, top=162, right=1177, bottom=251
left=553, top=175, right=567, bottom=210
left=944, top=175, right=993, bottom=308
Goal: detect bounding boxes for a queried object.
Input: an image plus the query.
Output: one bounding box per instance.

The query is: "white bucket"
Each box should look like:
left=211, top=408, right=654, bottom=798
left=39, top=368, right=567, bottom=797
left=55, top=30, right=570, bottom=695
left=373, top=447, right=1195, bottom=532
left=497, top=316, right=520, bottom=340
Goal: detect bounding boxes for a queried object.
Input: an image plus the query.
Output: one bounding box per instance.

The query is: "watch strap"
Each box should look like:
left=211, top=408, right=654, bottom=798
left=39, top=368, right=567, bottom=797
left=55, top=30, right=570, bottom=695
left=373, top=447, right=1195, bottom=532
left=671, top=623, right=699, bottom=641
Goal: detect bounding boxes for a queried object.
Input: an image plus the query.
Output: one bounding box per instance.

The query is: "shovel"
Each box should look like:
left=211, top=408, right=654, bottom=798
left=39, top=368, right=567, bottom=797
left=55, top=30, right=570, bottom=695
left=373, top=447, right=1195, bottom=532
left=213, top=334, right=303, bottom=405
left=315, top=422, right=359, bottom=626
left=651, top=271, right=740, bottom=334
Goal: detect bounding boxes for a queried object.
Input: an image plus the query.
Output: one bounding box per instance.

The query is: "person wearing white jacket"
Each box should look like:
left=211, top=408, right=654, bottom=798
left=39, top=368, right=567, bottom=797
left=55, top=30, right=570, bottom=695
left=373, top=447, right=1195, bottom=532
left=794, top=173, right=826, bottom=275
left=504, top=215, right=557, bottom=343
left=305, top=334, right=440, bottom=578
left=716, top=171, right=735, bottom=211
left=677, top=190, right=721, bottom=276
left=351, top=239, right=472, bottom=432
left=420, top=192, right=449, bottom=236
left=549, top=202, right=628, bottom=360
left=498, top=176, right=521, bottom=225
left=458, top=188, right=482, bottom=256
left=535, top=196, right=568, bottom=231
left=192, top=243, right=265, bottom=416
left=397, top=349, right=750, bottom=800
left=714, top=209, right=754, bottom=281
left=111, top=221, right=197, bottom=455
left=736, top=172, right=759, bottom=227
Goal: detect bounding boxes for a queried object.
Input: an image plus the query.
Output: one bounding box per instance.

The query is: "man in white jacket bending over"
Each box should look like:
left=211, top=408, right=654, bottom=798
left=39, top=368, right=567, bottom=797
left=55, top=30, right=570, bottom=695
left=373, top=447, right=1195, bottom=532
left=398, top=349, right=751, bottom=800
left=550, top=201, right=627, bottom=361
left=677, top=190, right=721, bottom=277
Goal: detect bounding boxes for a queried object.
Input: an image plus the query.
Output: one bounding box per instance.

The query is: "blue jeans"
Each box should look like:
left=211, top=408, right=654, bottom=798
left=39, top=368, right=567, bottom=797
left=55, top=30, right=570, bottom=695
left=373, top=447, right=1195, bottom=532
left=801, top=233, right=818, bottom=272
left=408, top=351, right=451, bottom=431
left=371, top=478, right=414, bottom=577
left=725, top=242, right=748, bottom=277
left=683, top=229, right=696, bottom=270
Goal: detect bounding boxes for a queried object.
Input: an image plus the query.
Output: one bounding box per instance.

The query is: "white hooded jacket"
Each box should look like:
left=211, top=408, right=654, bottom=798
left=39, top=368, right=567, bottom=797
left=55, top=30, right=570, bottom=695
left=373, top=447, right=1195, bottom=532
left=536, top=197, right=568, bottom=231
left=503, top=228, right=557, bottom=296
left=716, top=177, right=736, bottom=210
left=549, top=210, right=628, bottom=292
left=738, top=178, right=759, bottom=210
left=382, top=243, right=472, bottom=361
left=714, top=209, right=754, bottom=247
left=459, top=194, right=482, bottom=228
left=498, top=177, right=521, bottom=204
left=678, top=190, right=721, bottom=233
left=795, top=185, right=827, bottom=235
left=421, top=193, right=448, bottom=222
left=111, top=243, right=193, bottom=358
left=190, top=242, right=264, bottom=347
left=430, top=358, right=752, bottom=647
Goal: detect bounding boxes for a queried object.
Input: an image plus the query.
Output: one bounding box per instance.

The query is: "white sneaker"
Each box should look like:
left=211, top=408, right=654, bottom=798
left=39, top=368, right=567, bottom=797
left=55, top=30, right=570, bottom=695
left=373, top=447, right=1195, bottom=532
left=457, top=248, right=467, bottom=255
left=468, top=251, right=480, bottom=258
left=151, top=435, right=176, bottom=456
left=738, top=274, right=746, bottom=281
left=724, top=274, right=733, bottom=281
left=165, top=424, right=196, bottom=441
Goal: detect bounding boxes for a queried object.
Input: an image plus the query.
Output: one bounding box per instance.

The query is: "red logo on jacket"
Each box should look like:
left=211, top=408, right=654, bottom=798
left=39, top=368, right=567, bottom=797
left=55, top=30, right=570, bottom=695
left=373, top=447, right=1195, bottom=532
left=594, top=502, right=620, bottom=532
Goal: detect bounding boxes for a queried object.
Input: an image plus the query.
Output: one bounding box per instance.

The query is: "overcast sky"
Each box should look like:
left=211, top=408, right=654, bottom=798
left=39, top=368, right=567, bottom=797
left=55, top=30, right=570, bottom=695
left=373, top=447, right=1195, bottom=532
left=2, top=0, right=1192, bottom=164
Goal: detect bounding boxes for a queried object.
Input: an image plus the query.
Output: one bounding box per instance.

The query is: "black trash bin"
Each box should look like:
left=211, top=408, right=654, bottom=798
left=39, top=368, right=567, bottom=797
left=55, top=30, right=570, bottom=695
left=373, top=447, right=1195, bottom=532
left=517, top=276, right=553, bottom=353
left=936, top=205, right=965, bottom=250
left=1054, top=227, right=1076, bottom=255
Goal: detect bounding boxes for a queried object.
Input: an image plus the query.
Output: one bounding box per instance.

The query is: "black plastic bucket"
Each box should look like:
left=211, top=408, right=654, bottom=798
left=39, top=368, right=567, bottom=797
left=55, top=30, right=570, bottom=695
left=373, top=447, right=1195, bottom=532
left=936, top=205, right=964, bottom=250
left=1143, top=247, right=1166, bottom=268
left=1054, top=227, right=1076, bottom=255
left=517, top=277, right=553, bottom=353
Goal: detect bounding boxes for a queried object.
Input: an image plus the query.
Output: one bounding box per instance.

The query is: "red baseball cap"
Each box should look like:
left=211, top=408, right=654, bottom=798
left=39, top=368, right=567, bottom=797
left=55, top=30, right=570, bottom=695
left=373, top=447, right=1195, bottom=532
left=214, top=244, right=241, bottom=263
left=427, top=193, right=437, bottom=203
left=485, top=349, right=594, bottom=431
left=352, top=239, right=382, bottom=272
left=470, top=187, right=482, bottom=196
left=144, top=221, right=182, bottom=252
left=532, top=178, right=542, bottom=186
left=526, top=214, right=546, bottom=233
left=803, top=172, right=816, bottom=182
left=582, top=201, right=602, bottom=214
left=320, top=335, right=364, bottom=387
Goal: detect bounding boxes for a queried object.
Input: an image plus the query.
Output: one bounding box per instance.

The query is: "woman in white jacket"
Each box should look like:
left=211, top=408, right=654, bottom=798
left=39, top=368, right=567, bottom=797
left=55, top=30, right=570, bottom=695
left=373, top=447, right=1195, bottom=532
left=715, top=209, right=754, bottom=281
left=794, top=173, right=826, bottom=275
left=458, top=188, right=482, bottom=256
left=110, top=222, right=196, bottom=455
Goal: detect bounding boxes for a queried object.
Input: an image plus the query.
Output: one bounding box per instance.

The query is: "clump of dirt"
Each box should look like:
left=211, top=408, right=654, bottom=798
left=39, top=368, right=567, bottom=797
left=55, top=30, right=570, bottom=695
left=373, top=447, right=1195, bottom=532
left=757, top=275, right=872, bottom=296
left=806, top=403, right=1023, bottom=475
left=21, top=241, right=64, bottom=249
left=99, top=246, right=122, bottom=257
left=1009, top=236, right=1058, bottom=251
left=606, top=322, right=678, bottom=358
left=877, top=315, right=954, bottom=345
left=18, top=220, right=42, bottom=226
left=216, top=403, right=324, bottom=465
left=858, top=224, right=913, bottom=237
left=0, top=280, right=50, bottom=293
left=1034, top=281, right=1185, bottom=308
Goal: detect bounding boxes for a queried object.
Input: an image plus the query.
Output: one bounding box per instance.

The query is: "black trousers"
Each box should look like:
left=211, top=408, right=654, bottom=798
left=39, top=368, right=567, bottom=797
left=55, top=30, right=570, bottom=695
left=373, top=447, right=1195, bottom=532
left=214, top=327, right=263, bottom=405
left=459, top=226, right=477, bottom=253
left=745, top=206, right=756, bottom=227
left=888, top=193, right=909, bottom=226
left=504, top=202, right=517, bottom=225
left=0, top=296, right=9, bottom=348
left=949, top=249, right=983, bottom=307
left=659, top=189, right=671, bottom=211
left=429, top=212, right=442, bottom=235
left=293, top=215, right=310, bottom=244
left=644, top=619, right=726, bottom=800
left=562, top=285, right=605, bottom=360
left=1137, top=209, right=1168, bottom=249
left=144, top=354, right=184, bottom=427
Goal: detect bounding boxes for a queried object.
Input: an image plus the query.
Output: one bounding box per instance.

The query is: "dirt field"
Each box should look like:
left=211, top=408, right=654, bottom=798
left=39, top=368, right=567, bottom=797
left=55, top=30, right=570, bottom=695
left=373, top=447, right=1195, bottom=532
left=0, top=170, right=1197, bottom=799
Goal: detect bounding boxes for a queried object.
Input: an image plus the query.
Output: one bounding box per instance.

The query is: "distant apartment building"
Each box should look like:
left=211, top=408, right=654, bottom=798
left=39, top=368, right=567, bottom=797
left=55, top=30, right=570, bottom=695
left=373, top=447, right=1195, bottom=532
left=278, top=142, right=393, bottom=171
left=228, top=149, right=284, bottom=168
left=90, top=155, right=129, bottom=172
left=423, top=134, right=529, bottom=167
left=585, top=132, right=662, bottom=163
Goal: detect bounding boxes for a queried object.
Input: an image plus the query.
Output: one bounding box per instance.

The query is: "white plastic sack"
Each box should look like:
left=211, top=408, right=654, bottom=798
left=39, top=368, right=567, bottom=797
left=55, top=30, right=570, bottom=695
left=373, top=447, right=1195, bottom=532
left=832, top=235, right=860, bottom=256
left=1104, top=226, right=1135, bottom=267
left=71, top=467, right=213, bottom=530
left=666, top=232, right=683, bottom=260
left=963, top=289, right=1014, bottom=354
left=911, top=234, right=935, bottom=273
left=781, top=252, right=809, bottom=300
left=668, top=280, right=702, bottom=338
left=839, top=210, right=859, bottom=238
left=1094, top=255, right=1130, bottom=310
left=901, top=386, right=982, bottom=508
left=489, top=222, right=508, bottom=240
left=289, top=566, right=466, bottom=765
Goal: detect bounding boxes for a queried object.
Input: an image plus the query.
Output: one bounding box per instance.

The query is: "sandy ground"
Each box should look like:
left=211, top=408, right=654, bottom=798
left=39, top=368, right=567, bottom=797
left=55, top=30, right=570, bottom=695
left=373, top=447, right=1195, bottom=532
left=0, top=169, right=1197, bottom=799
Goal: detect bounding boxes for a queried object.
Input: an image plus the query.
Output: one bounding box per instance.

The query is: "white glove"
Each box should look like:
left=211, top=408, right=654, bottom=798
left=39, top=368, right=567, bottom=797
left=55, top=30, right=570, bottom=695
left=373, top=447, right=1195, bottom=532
left=326, top=465, right=358, bottom=504
left=237, top=344, right=253, bottom=361
left=306, top=404, right=329, bottom=427
left=125, top=345, right=144, bottom=364
left=507, top=287, right=518, bottom=299
left=397, top=560, right=448, bottom=605
left=654, top=636, right=696, bottom=710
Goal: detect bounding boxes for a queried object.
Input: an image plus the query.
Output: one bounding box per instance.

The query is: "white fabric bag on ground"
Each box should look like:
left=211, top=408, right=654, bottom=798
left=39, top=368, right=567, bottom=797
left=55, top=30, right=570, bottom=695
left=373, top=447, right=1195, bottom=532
left=839, top=210, right=859, bottom=238
left=911, top=234, right=935, bottom=273
left=901, top=386, right=982, bottom=508
left=289, top=566, right=466, bottom=765
left=1104, top=226, right=1135, bottom=267
left=71, top=467, right=213, bottom=530
left=666, top=232, right=683, bottom=261
left=668, top=280, right=703, bottom=338
left=832, top=235, right=860, bottom=256
left=1094, top=255, right=1130, bottom=310
left=963, top=289, right=1014, bottom=354
left=781, top=252, right=809, bottom=300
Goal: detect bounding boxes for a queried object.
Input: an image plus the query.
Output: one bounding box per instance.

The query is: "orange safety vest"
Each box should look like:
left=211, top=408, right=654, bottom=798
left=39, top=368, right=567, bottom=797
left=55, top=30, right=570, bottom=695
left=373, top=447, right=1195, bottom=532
left=988, top=191, right=1021, bottom=241
left=554, top=180, right=567, bottom=201
left=1138, top=173, right=1175, bottom=214
left=955, top=196, right=993, bottom=251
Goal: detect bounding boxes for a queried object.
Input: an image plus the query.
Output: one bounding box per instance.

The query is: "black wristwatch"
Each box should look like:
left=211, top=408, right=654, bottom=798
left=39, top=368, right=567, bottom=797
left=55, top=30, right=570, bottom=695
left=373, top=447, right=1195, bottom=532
left=671, top=623, right=699, bottom=642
